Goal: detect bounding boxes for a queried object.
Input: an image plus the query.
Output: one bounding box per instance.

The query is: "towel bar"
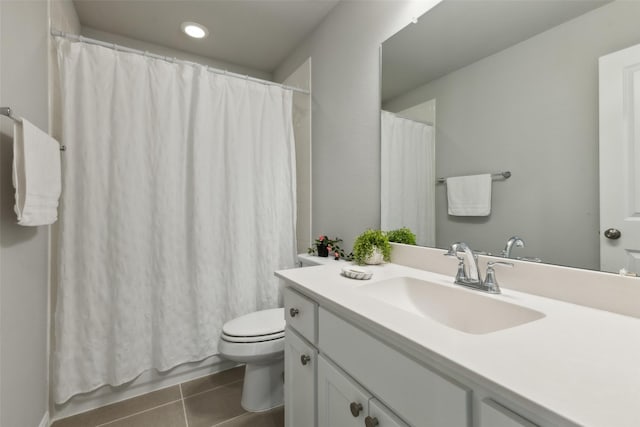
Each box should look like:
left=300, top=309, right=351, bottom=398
left=437, top=171, right=511, bottom=184
left=1, top=107, right=66, bottom=151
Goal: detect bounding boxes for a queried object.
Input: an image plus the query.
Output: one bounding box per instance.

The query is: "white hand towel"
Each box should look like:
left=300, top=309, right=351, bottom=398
left=12, top=119, right=62, bottom=226
left=446, top=174, right=492, bottom=216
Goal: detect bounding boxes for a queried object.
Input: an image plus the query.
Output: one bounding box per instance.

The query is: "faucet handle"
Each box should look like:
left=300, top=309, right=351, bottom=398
left=444, top=248, right=457, bottom=257
left=454, top=259, right=467, bottom=283
left=484, top=261, right=514, bottom=294
left=444, top=243, right=466, bottom=261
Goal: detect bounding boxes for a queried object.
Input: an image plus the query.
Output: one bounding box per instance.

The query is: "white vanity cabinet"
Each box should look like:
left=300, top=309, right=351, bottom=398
left=283, top=287, right=541, bottom=427
left=318, top=355, right=409, bottom=427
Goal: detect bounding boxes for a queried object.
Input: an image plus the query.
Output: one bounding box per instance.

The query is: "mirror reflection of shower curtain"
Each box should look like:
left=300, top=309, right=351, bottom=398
left=381, top=111, right=435, bottom=247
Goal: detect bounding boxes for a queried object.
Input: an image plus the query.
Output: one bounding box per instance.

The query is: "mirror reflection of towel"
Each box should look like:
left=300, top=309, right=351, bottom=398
left=446, top=174, right=491, bottom=216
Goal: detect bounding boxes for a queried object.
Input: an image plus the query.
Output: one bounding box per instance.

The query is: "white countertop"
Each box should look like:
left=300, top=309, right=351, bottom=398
left=276, top=261, right=640, bottom=427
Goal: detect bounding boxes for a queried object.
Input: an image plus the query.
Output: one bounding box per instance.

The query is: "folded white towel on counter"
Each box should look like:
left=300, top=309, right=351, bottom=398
left=12, top=119, right=62, bottom=226
left=446, top=173, right=492, bottom=216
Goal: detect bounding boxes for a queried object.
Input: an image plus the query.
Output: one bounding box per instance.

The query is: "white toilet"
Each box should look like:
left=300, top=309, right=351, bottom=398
left=218, top=307, right=285, bottom=412
left=218, top=255, right=338, bottom=412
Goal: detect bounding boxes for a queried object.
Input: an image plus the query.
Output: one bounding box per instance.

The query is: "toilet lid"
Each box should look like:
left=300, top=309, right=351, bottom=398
left=222, top=308, right=285, bottom=338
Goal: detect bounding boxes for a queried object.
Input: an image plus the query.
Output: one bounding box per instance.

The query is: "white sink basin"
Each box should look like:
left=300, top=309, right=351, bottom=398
left=357, top=276, right=545, bottom=334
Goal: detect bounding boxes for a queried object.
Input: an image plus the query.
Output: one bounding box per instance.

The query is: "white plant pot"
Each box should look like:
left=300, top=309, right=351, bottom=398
left=365, top=247, right=385, bottom=265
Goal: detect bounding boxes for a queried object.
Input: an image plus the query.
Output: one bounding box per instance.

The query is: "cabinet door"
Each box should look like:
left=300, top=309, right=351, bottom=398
left=285, top=327, right=317, bottom=427
left=368, top=399, right=410, bottom=427
left=318, top=355, right=371, bottom=427
left=479, top=399, right=538, bottom=427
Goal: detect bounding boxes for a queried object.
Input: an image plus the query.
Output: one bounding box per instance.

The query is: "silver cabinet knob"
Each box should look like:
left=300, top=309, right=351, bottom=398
left=604, top=228, right=621, bottom=239
left=300, top=354, right=311, bottom=365
left=289, top=308, right=299, bottom=317
left=365, top=416, right=380, bottom=427
left=350, top=402, right=363, bottom=417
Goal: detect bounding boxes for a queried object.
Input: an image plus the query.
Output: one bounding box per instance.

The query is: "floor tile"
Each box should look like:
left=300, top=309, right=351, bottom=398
left=215, top=406, right=284, bottom=427
left=52, top=386, right=182, bottom=427
left=181, top=366, right=245, bottom=397
left=99, top=401, right=186, bottom=427
left=270, top=406, right=284, bottom=426
left=184, top=380, right=246, bottom=427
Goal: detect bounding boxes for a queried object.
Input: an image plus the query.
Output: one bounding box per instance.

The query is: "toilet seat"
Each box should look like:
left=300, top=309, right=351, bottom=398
left=221, top=308, right=285, bottom=343
left=221, top=330, right=284, bottom=343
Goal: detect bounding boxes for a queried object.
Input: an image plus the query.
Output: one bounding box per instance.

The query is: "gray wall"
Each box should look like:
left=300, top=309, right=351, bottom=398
left=383, top=1, right=640, bottom=270
left=0, top=1, right=50, bottom=426
left=275, top=1, right=439, bottom=252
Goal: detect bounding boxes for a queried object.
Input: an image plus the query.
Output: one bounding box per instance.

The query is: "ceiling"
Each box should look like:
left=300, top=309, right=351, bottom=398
left=73, top=0, right=340, bottom=73
left=382, top=0, right=611, bottom=102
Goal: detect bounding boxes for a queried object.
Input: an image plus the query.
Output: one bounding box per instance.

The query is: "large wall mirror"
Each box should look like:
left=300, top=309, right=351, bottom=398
left=381, top=0, right=640, bottom=273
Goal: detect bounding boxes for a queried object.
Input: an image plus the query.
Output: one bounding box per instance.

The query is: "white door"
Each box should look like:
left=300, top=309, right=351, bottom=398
left=599, top=42, right=640, bottom=273
left=317, top=355, right=371, bottom=427
left=284, top=327, right=316, bottom=427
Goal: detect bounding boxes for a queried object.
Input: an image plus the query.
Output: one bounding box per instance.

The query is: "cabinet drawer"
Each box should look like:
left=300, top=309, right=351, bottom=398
left=480, top=399, right=538, bottom=427
left=284, top=287, right=317, bottom=344
left=319, top=308, right=471, bottom=427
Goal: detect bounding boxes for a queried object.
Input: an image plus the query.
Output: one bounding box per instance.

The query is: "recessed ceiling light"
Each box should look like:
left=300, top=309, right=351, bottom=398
left=181, top=22, right=208, bottom=39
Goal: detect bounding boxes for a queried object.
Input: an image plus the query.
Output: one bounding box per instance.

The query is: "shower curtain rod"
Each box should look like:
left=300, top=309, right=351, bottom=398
left=50, top=29, right=311, bottom=95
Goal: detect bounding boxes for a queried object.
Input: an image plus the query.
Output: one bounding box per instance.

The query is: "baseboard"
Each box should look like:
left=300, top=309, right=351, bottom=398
left=51, top=355, right=236, bottom=422
left=38, top=411, right=50, bottom=427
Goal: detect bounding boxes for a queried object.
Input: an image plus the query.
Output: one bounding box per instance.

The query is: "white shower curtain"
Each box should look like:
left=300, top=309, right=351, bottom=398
left=53, top=40, right=297, bottom=403
left=381, top=111, right=435, bottom=247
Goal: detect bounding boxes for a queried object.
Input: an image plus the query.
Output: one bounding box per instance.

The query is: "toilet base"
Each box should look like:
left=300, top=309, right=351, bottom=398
left=240, top=358, right=284, bottom=412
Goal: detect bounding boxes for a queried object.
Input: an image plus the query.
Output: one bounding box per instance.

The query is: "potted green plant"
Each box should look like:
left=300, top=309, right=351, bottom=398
left=386, top=227, right=417, bottom=245
left=352, top=229, right=391, bottom=265
left=308, top=235, right=349, bottom=260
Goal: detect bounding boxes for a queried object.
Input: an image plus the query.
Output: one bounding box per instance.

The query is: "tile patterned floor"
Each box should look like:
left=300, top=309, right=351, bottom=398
left=52, top=366, right=284, bottom=427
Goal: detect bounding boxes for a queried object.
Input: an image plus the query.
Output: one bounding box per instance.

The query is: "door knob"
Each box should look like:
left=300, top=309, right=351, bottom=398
left=300, top=354, right=311, bottom=365
left=349, top=402, right=363, bottom=417
left=604, top=228, right=621, bottom=239
left=289, top=308, right=299, bottom=317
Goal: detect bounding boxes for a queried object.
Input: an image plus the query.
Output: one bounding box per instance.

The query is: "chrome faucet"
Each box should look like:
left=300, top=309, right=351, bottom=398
left=502, top=236, right=525, bottom=258
left=445, top=242, right=481, bottom=285
left=445, top=242, right=513, bottom=294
